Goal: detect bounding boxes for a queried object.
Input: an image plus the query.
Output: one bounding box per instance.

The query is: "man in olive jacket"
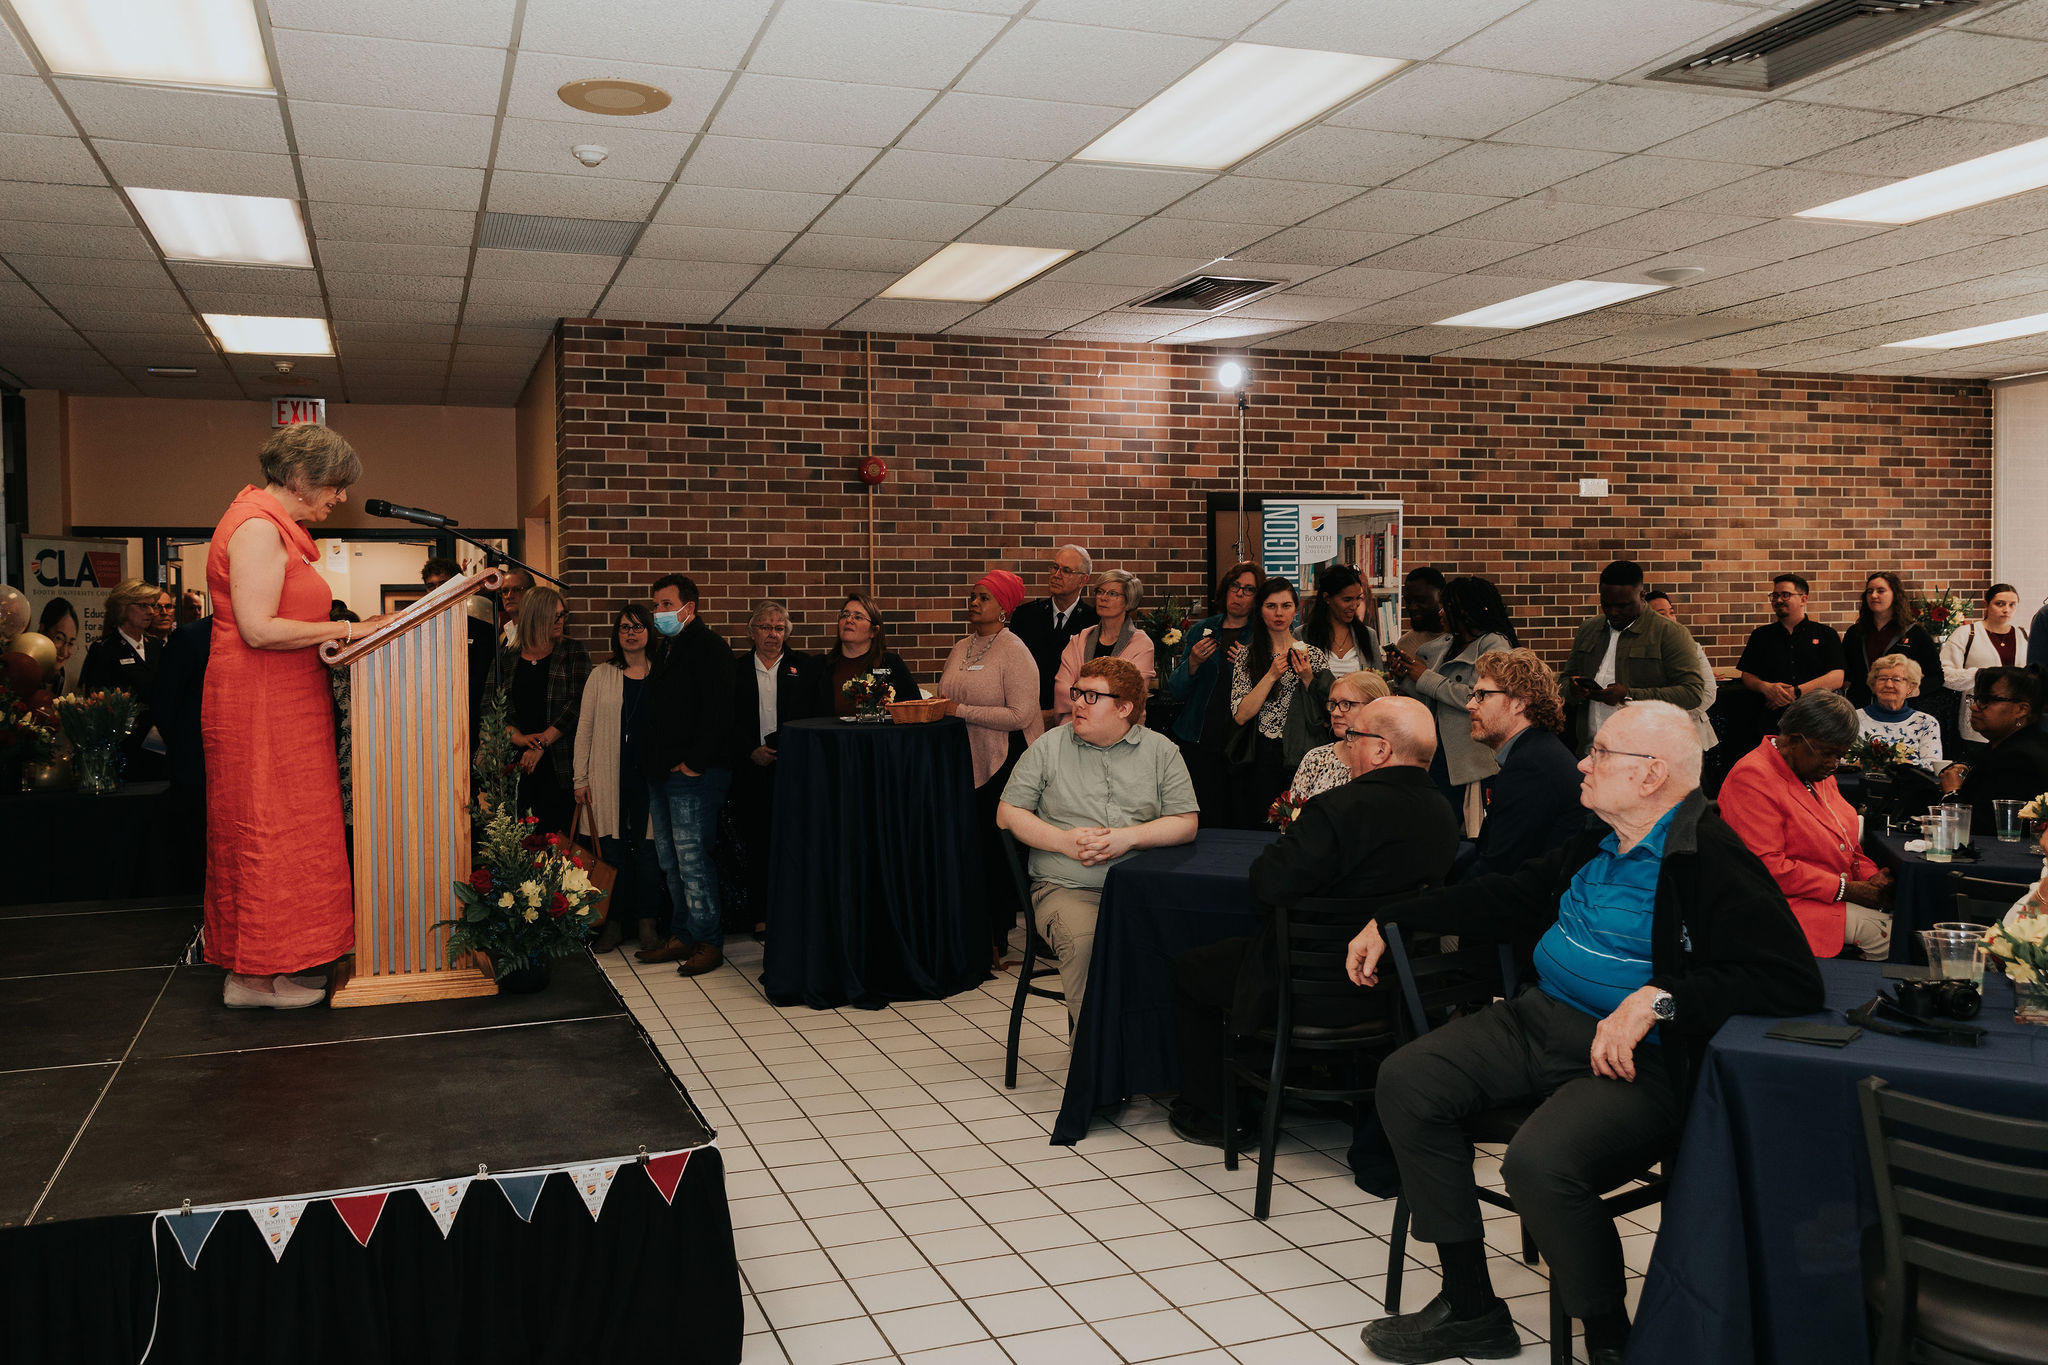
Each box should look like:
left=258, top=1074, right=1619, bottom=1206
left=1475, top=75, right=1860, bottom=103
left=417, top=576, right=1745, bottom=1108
left=1561, top=560, right=1710, bottom=755
left=1346, top=701, right=1822, bottom=1365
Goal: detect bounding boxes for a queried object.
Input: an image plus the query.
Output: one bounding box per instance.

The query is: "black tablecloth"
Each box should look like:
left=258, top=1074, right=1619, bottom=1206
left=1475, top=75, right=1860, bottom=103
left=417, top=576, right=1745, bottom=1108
left=760, top=717, right=985, bottom=1010
left=1863, top=829, right=2040, bottom=962
left=1628, top=959, right=2048, bottom=1365
left=1051, top=829, right=1276, bottom=1144
left=0, top=781, right=186, bottom=905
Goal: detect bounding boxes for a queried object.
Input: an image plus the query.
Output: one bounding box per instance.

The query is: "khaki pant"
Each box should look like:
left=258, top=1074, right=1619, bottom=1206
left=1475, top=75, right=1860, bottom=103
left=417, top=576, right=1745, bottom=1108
left=1846, top=904, right=1892, bottom=959
left=1030, top=882, right=1101, bottom=1029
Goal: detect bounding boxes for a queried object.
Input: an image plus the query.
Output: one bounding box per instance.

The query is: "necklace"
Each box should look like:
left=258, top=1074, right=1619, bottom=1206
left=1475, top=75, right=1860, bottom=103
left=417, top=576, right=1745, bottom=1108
left=963, top=630, right=1001, bottom=667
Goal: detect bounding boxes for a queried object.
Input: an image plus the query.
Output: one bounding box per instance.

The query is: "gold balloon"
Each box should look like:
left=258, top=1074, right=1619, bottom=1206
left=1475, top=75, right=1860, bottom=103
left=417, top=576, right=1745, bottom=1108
left=8, top=631, right=57, bottom=675
left=0, top=584, right=26, bottom=647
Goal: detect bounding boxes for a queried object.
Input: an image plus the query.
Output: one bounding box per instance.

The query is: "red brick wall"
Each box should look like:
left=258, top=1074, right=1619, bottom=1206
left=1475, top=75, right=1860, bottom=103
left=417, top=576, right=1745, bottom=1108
left=554, top=321, right=1991, bottom=677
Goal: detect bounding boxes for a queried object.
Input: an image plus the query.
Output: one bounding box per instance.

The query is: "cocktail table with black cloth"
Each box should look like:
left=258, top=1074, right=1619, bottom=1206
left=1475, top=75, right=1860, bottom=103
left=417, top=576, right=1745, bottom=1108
left=0, top=781, right=186, bottom=905
left=1863, top=829, right=2039, bottom=962
left=760, top=717, right=986, bottom=1010
left=1052, top=829, right=1276, bottom=1144
left=1626, top=958, right=2048, bottom=1365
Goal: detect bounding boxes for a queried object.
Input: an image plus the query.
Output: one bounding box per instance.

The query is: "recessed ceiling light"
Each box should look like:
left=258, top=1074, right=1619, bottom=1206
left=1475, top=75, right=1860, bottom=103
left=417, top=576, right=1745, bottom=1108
left=557, top=79, right=673, bottom=116
left=1797, top=132, right=2048, bottom=224
left=13, top=0, right=271, bottom=90
left=882, top=243, right=1075, bottom=303
left=1438, top=280, right=1668, bottom=329
left=128, top=188, right=312, bottom=268
left=1076, top=44, right=1408, bottom=171
left=203, top=314, right=333, bottom=356
left=1885, top=310, right=2048, bottom=350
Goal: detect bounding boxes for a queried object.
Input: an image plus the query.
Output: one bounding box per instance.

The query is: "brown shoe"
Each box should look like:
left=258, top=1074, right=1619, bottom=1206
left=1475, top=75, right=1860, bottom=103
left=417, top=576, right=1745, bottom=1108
left=636, top=936, right=691, bottom=964
left=677, top=942, right=724, bottom=976
left=636, top=918, right=662, bottom=952
left=592, top=919, right=624, bottom=954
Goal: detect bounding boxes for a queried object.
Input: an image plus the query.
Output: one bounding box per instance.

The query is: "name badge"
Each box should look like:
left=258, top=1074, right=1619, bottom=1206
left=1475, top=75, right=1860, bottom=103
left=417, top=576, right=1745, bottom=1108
left=120, top=657, right=137, bottom=665
left=966, top=665, right=985, bottom=672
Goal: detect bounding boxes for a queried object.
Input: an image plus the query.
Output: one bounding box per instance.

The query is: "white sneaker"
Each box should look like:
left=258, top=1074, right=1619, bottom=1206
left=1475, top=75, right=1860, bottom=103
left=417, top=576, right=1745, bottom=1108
left=223, top=974, right=327, bottom=1009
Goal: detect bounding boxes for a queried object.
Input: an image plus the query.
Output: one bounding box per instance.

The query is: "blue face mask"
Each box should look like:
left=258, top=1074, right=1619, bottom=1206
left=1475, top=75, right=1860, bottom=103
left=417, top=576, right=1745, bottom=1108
left=652, top=610, right=683, bottom=637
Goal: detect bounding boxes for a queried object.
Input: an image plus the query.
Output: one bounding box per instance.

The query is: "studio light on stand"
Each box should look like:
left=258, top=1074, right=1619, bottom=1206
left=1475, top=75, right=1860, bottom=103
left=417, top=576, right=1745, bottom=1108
left=1216, top=361, right=1252, bottom=563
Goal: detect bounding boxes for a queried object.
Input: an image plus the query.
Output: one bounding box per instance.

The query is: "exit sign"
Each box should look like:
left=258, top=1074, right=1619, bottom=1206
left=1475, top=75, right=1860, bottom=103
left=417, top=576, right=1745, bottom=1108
left=273, top=397, right=325, bottom=427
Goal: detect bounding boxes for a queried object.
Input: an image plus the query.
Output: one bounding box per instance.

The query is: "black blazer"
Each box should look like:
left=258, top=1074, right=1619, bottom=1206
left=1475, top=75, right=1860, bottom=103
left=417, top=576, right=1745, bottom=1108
left=642, top=617, right=736, bottom=779
left=1231, top=765, right=1461, bottom=1030
left=1010, top=597, right=1099, bottom=710
left=731, top=648, right=812, bottom=760
left=76, top=633, right=160, bottom=702
left=1841, top=621, right=1942, bottom=708
left=152, top=619, right=213, bottom=789
left=1957, top=725, right=2048, bottom=830
left=1459, top=727, right=1585, bottom=883
left=806, top=648, right=919, bottom=716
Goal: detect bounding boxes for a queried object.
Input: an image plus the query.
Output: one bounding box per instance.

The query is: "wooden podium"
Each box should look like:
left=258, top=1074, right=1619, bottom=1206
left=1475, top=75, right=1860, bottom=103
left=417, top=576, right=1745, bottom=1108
left=319, top=566, right=503, bottom=1007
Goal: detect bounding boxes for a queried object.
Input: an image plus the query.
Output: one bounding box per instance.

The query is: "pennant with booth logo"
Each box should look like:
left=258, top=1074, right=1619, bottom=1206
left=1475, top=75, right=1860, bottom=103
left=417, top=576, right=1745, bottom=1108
left=161, top=1209, right=225, bottom=1270
left=642, top=1150, right=691, bottom=1205
left=332, top=1192, right=390, bottom=1248
left=495, top=1172, right=549, bottom=1223
left=249, top=1200, right=310, bottom=1262
left=412, top=1177, right=472, bottom=1239
left=566, top=1162, right=618, bottom=1221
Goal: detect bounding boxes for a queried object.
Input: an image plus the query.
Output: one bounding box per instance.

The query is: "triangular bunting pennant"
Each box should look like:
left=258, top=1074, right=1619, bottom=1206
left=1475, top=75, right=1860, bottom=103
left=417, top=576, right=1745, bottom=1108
left=567, top=1162, right=618, bottom=1221
left=643, top=1151, right=691, bottom=1205
left=161, top=1209, right=224, bottom=1270
left=249, top=1200, right=310, bottom=1262
left=495, top=1172, right=548, bottom=1223
left=331, top=1192, right=390, bottom=1248
left=413, top=1177, right=472, bottom=1239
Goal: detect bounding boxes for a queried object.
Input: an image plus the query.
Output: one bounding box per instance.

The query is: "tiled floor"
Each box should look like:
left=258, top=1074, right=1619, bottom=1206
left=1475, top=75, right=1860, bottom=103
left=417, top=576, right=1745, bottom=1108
left=598, top=937, right=1657, bottom=1365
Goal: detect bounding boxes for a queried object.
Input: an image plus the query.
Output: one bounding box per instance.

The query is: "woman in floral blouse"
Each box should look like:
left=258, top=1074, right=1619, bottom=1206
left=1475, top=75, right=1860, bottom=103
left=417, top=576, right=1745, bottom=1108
left=1855, top=655, right=1946, bottom=771
left=1287, top=669, right=1392, bottom=807
left=1230, top=577, right=1332, bottom=826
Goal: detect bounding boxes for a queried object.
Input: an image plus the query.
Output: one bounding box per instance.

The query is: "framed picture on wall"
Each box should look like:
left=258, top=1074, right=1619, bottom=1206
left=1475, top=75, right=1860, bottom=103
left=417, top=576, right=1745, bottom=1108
left=381, top=584, right=429, bottom=615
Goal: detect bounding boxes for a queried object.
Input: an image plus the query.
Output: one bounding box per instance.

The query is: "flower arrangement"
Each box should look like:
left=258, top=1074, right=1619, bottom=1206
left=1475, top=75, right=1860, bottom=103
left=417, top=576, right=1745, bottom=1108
left=1844, top=733, right=1906, bottom=771
left=1266, top=788, right=1309, bottom=830
left=437, top=807, right=608, bottom=979
left=0, top=678, right=56, bottom=762
left=1910, top=586, right=1973, bottom=642
left=52, top=688, right=139, bottom=749
left=1137, top=598, right=1192, bottom=653
left=840, top=672, right=894, bottom=715
left=2021, top=791, right=2048, bottom=824
left=473, top=680, right=519, bottom=817
left=1984, top=907, right=2048, bottom=986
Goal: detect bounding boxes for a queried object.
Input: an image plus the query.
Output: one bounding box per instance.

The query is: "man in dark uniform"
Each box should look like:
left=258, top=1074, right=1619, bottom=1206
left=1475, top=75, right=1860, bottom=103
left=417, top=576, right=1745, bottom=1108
left=1008, top=544, right=1098, bottom=728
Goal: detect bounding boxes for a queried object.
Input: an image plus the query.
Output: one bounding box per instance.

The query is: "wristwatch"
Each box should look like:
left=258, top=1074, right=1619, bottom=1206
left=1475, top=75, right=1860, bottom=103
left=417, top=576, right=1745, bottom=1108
left=1649, top=990, right=1676, bottom=1023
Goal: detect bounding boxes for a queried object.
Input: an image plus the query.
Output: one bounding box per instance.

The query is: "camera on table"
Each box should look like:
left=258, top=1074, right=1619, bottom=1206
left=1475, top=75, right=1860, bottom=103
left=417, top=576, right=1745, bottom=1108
left=1893, top=976, right=1982, bottom=1021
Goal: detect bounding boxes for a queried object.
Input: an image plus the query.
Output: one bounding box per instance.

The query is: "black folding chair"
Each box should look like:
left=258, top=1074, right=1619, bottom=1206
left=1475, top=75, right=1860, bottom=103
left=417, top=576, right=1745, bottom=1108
left=998, top=827, right=1064, bottom=1089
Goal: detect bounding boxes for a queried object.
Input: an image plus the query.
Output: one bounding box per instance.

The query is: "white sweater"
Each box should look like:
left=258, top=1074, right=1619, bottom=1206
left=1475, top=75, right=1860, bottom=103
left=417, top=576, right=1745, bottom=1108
left=1941, top=623, right=2030, bottom=743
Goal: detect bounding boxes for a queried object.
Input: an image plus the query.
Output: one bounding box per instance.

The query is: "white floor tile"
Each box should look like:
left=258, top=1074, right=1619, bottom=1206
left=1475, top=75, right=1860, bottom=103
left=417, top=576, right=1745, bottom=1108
left=875, top=1301, right=991, bottom=1354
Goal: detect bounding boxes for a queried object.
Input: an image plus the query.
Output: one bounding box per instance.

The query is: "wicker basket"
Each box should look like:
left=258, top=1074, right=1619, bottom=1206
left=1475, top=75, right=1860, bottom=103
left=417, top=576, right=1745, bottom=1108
left=885, top=696, right=956, bottom=725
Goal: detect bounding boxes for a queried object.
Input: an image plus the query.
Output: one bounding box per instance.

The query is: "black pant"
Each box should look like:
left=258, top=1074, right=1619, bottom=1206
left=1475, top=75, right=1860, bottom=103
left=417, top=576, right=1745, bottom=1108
left=977, top=734, right=1028, bottom=951
left=727, top=757, right=776, bottom=927
left=1375, top=988, right=1680, bottom=1318
left=597, top=830, right=667, bottom=928
left=518, top=763, right=573, bottom=835
left=1234, top=735, right=1293, bottom=829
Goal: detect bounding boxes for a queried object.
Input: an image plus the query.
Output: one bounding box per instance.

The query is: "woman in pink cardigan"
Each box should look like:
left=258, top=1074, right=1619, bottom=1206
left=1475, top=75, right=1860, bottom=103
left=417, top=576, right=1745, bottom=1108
left=1052, top=569, right=1157, bottom=724
left=938, top=569, right=1044, bottom=958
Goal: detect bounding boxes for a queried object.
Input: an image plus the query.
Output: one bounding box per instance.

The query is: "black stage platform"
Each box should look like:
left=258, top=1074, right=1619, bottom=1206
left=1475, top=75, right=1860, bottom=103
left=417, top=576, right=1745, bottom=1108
left=0, top=896, right=743, bottom=1365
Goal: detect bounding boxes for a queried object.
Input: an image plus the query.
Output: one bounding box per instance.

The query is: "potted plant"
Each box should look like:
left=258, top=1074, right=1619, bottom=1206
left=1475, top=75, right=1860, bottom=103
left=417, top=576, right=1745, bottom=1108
left=52, top=689, right=139, bottom=795
left=1909, top=585, right=1972, bottom=643
left=840, top=671, right=894, bottom=723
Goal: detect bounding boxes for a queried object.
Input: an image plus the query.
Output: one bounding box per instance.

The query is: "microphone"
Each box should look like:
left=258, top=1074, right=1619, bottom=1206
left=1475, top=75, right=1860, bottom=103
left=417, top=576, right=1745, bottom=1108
left=365, top=499, right=459, bottom=529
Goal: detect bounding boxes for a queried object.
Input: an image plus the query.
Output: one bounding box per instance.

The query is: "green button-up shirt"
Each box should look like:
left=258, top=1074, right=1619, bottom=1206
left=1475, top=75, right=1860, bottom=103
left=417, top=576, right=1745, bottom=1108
left=1000, top=723, right=1199, bottom=889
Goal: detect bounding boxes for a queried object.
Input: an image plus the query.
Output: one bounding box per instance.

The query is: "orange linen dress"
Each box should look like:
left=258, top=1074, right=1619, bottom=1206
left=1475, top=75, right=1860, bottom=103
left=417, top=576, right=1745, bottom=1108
left=202, top=486, right=354, bottom=974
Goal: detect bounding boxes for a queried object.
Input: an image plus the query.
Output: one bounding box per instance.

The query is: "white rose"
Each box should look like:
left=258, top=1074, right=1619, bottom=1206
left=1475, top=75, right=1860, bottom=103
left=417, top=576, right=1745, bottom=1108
left=561, top=865, right=593, bottom=895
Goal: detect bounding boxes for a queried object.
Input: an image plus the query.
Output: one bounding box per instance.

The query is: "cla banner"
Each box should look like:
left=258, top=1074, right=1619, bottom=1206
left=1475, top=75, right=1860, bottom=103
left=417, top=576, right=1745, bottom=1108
left=22, top=535, right=129, bottom=694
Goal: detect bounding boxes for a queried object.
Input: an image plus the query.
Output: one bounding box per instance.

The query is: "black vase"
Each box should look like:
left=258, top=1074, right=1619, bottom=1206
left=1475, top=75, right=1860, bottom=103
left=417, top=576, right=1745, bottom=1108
left=497, top=955, right=552, bottom=994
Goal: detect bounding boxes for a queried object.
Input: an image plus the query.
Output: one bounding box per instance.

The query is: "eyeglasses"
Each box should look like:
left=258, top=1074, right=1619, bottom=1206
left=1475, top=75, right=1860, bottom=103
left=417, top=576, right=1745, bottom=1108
left=618, top=622, right=648, bottom=633
left=1347, top=731, right=1389, bottom=747
left=1225, top=582, right=1257, bottom=595
left=1049, top=564, right=1085, bottom=577
left=1791, top=734, right=1848, bottom=766
left=839, top=610, right=871, bottom=622
left=1768, top=591, right=1802, bottom=601
left=1587, top=744, right=1659, bottom=766
left=1972, top=694, right=2021, bottom=709
left=1468, top=687, right=1510, bottom=703
left=1069, top=687, right=1118, bottom=706
left=1327, top=698, right=1366, bottom=714
left=1094, top=588, right=1125, bottom=600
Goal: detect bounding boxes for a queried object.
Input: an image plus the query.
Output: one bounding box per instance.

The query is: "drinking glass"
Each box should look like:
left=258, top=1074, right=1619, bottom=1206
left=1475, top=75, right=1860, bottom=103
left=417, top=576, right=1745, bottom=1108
left=1919, top=927, right=1987, bottom=986
left=1993, top=799, right=2025, bottom=843
left=1924, top=806, right=1959, bottom=863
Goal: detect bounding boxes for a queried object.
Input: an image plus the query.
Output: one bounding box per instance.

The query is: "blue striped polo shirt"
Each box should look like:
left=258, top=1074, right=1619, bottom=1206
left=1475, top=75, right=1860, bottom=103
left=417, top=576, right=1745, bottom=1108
left=1531, top=804, right=1677, bottom=1036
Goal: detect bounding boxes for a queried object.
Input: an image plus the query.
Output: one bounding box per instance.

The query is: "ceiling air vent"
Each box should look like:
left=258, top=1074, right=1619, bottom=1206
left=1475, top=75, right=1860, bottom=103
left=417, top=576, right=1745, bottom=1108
left=1134, top=275, right=1283, bottom=313
left=1649, top=0, right=1975, bottom=92
left=478, top=212, right=641, bottom=256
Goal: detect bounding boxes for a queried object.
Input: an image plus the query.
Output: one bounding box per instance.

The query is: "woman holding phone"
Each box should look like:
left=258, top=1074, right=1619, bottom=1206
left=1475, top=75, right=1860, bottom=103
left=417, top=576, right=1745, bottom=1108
left=1229, top=577, right=1332, bottom=826
left=1166, top=561, right=1260, bottom=824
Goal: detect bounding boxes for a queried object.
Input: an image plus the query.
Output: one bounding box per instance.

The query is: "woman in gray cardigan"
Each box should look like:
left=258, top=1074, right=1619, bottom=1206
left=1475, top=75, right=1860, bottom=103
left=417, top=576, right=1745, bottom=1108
left=1387, top=575, right=1519, bottom=831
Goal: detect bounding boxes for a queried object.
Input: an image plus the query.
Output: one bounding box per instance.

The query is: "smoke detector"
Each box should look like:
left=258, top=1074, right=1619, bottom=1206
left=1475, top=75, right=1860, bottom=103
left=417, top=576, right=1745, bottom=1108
left=571, top=144, right=609, bottom=168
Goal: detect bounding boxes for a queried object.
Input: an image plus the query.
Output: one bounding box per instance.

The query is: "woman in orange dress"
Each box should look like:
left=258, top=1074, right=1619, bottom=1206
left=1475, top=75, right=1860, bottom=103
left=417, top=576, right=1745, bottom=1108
left=203, top=426, right=389, bottom=1009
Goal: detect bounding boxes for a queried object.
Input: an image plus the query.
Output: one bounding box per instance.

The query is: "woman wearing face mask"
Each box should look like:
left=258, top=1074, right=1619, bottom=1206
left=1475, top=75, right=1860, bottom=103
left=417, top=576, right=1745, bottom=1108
left=808, top=593, right=919, bottom=716
left=484, top=584, right=592, bottom=835
left=574, top=604, right=665, bottom=954
left=1229, top=577, right=1331, bottom=826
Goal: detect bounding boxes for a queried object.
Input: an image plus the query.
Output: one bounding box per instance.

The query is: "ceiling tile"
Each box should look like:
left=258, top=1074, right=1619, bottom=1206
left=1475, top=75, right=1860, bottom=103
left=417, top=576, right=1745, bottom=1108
left=1000, top=279, right=1145, bottom=309
left=749, top=0, right=1006, bottom=86
left=1237, top=127, right=1465, bottom=187
left=503, top=51, right=729, bottom=133
left=8, top=255, right=168, bottom=288
left=1544, top=154, right=1758, bottom=208
left=59, top=82, right=288, bottom=154
left=612, top=258, right=762, bottom=292
left=809, top=196, right=989, bottom=240
left=470, top=249, right=621, bottom=284
left=1946, top=75, right=2048, bottom=127
left=1487, top=241, right=1661, bottom=279
left=1303, top=188, right=1505, bottom=234
left=717, top=293, right=857, bottom=326
left=1240, top=227, right=1409, bottom=266
left=1390, top=143, right=1616, bottom=198
left=749, top=265, right=899, bottom=297
left=1325, top=65, right=1592, bottom=140
left=965, top=207, right=1138, bottom=249
left=835, top=299, right=979, bottom=332
left=1795, top=117, right=2046, bottom=179
left=269, top=0, right=518, bottom=46
left=1497, top=85, right=1750, bottom=155
left=459, top=279, right=606, bottom=313
left=1223, top=292, right=1379, bottom=322
left=852, top=149, right=1052, bottom=206
left=302, top=157, right=484, bottom=210
left=1056, top=313, right=1181, bottom=338
left=486, top=171, right=663, bottom=219
left=273, top=32, right=507, bottom=116
left=183, top=288, right=323, bottom=315
left=1248, top=322, right=1400, bottom=353
left=41, top=284, right=192, bottom=314
left=0, top=183, right=132, bottom=226
left=654, top=184, right=831, bottom=231
left=776, top=234, right=939, bottom=271
left=1305, top=265, right=1450, bottom=301
left=307, top=203, right=478, bottom=246
left=0, top=134, right=107, bottom=188
left=898, top=92, right=1124, bottom=161
left=1246, top=0, right=1529, bottom=60
left=0, top=76, right=79, bottom=137
left=491, top=118, right=692, bottom=181
left=0, top=221, right=155, bottom=258
left=0, top=24, right=36, bottom=77
left=1161, top=316, right=1297, bottom=342
left=289, top=103, right=496, bottom=168
left=324, top=271, right=468, bottom=301
left=1562, top=208, right=1764, bottom=253
left=334, top=321, right=458, bottom=343
left=95, top=142, right=298, bottom=197
left=710, top=74, right=933, bottom=147
left=1028, top=0, right=1282, bottom=37
left=955, top=303, right=1100, bottom=331
left=1646, top=101, right=1912, bottom=167
left=456, top=325, right=554, bottom=347
left=1012, top=165, right=1210, bottom=216
left=171, top=263, right=321, bottom=296
left=1161, top=176, right=1357, bottom=226
left=1787, top=30, right=2048, bottom=115
left=957, top=20, right=1215, bottom=106
left=1667, top=166, right=1893, bottom=217
left=1048, top=253, right=1211, bottom=285
left=635, top=223, right=796, bottom=263
left=1360, top=236, right=1530, bottom=273
left=678, top=136, right=879, bottom=194
left=520, top=0, right=772, bottom=69
left=1436, top=197, right=1640, bottom=244
left=1439, top=0, right=1760, bottom=80
left=1096, top=217, right=1271, bottom=257
left=462, top=300, right=573, bottom=328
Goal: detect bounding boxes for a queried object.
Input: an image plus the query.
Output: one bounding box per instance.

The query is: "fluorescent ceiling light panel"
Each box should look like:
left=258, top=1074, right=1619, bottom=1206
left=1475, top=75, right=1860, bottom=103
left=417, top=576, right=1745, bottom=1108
left=1077, top=44, right=1408, bottom=171
left=14, top=0, right=271, bottom=90
left=203, top=314, right=333, bottom=355
left=1798, top=133, right=2048, bottom=224
left=129, top=188, right=311, bottom=268
left=1438, top=280, right=1667, bottom=329
left=1885, top=310, right=2048, bottom=350
left=882, top=243, right=1074, bottom=302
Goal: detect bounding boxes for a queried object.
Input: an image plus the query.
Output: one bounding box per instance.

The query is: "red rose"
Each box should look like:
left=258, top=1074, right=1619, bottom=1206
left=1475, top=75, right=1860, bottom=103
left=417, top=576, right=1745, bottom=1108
left=545, top=833, right=563, bottom=847
left=521, top=833, right=547, bottom=851
left=469, top=868, right=493, bottom=893
left=547, top=892, right=569, bottom=917
left=523, top=815, right=538, bottom=825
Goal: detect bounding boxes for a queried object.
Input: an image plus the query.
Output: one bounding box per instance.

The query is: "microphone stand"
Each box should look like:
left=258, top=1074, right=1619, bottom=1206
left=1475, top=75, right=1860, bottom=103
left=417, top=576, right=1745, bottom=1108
left=439, top=525, right=566, bottom=591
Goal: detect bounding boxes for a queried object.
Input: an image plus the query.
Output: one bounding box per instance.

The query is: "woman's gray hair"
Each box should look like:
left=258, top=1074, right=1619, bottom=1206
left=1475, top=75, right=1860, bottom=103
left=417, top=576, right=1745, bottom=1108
left=259, top=424, right=362, bottom=492
left=1780, top=690, right=1858, bottom=749
left=1866, top=655, right=1922, bottom=691
left=749, top=598, right=790, bottom=626
left=1096, top=568, right=1142, bottom=612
